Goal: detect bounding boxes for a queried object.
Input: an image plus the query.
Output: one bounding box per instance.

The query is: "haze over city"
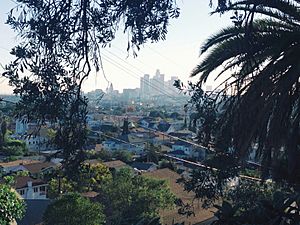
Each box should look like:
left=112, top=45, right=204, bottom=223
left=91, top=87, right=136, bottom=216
left=1, top=1, right=300, bottom=225
left=0, top=0, right=231, bottom=94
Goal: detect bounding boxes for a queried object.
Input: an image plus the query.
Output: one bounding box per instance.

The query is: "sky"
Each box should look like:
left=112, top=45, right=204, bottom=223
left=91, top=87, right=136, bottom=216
left=0, top=0, right=232, bottom=94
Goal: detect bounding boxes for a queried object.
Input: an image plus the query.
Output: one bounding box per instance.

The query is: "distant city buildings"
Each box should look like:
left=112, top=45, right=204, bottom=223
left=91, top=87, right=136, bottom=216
left=85, top=69, right=185, bottom=106
left=140, top=69, right=179, bottom=99
left=85, top=69, right=188, bottom=112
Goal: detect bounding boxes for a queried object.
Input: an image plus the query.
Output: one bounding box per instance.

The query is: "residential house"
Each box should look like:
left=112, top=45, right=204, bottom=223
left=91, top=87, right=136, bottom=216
left=0, top=160, right=41, bottom=175
left=157, top=121, right=171, bottom=132
left=166, top=122, right=185, bottom=133
left=168, top=129, right=196, bottom=139
left=130, top=162, right=157, bottom=172
left=85, top=159, right=128, bottom=171
left=23, top=161, right=57, bottom=178
left=102, top=134, right=145, bottom=154
left=172, top=140, right=206, bottom=160
left=13, top=121, right=56, bottom=152
left=103, top=160, right=128, bottom=172
left=138, top=117, right=158, bottom=129
left=168, top=149, right=188, bottom=159
left=14, top=176, right=48, bottom=200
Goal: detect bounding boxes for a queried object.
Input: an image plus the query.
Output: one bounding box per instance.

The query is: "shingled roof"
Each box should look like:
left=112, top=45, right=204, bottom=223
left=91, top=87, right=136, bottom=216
left=14, top=176, right=46, bottom=189
left=23, top=162, right=56, bottom=174
left=143, top=168, right=214, bottom=225
left=103, top=160, right=127, bottom=169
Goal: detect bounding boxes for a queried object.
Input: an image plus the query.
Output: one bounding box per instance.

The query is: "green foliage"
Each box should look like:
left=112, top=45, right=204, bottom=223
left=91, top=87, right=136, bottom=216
left=212, top=187, right=300, bottom=225
left=43, top=192, right=105, bottom=225
left=89, top=149, right=133, bottom=163
left=0, top=184, right=25, bottom=225
left=0, top=134, right=28, bottom=157
left=48, top=163, right=111, bottom=198
left=240, top=168, right=260, bottom=179
left=4, top=155, right=19, bottom=162
left=99, top=168, right=176, bottom=225
left=47, top=177, right=75, bottom=199
left=78, top=163, right=112, bottom=192
left=158, top=159, right=176, bottom=171
left=225, top=180, right=275, bottom=213
left=189, top=0, right=300, bottom=182
left=149, top=111, right=166, bottom=119
left=112, top=150, right=133, bottom=163
left=146, top=144, right=160, bottom=164
left=3, top=176, right=15, bottom=186
left=14, top=170, right=30, bottom=177
left=95, top=149, right=113, bottom=161
left=0, top=117, right=6, bottom=150
left=175, top=1, right=300, bottom=224
left=3, top=0, right=180, bottom=180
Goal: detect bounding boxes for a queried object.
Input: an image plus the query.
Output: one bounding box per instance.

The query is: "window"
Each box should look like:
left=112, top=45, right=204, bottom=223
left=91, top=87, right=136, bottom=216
left=33, top=187, right=38, bottom=192
left=40, top=186, right=46, bottom=192
left=19, top=189, right=25, bottom=195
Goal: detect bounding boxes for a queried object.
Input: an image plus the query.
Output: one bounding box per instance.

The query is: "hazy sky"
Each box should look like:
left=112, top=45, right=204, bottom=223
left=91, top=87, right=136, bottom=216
left=0, top=0, right=231, bottom=94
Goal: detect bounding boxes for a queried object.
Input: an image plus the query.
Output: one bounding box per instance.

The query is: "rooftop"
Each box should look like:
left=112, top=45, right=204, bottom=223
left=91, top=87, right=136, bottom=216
left=14, top=176, right=46, bottom=189
left=143, top=168, right=214, bottom=225
left=0, top=160, right=41, bottom=168
left=23, top=162, right=56, bottom=174
left=131, top=162, right=157, bottom=171
left=103, top=160, right=127, bottom=169
left=168, top=150, right=187, bottom=156
left=173, top=140, right=193, bottom=147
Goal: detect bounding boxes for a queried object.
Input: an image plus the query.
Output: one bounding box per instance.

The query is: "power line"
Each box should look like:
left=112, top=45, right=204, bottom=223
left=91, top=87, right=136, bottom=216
left=101, top=52, right=178, bottom=100
left=103, top=48, right=180, bottom=96
left=101, top=53, right=179, bottom=101
left=111, top=45, right=156, bottom=71
left=92, top=130, right=262, bottom=182
left=141, top=125, right=262, bottom=169
left=146, top=46, right=183, bottom=70
left=142, top=126, right=215, bottom=153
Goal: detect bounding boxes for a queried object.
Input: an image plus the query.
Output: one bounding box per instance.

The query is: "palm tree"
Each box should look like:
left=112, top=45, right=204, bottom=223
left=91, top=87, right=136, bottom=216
left=191, top=0, right=300, bottom=182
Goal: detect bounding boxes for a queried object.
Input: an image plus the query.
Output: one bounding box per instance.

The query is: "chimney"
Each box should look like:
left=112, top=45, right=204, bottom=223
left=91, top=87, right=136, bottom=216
left=27, top=181, right=32, bottom=187
left=122, top=118, right=129, bottom=135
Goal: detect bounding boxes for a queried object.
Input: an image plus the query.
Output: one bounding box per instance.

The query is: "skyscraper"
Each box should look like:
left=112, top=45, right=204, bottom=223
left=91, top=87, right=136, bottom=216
left=140, top=74, right=150, bottom=99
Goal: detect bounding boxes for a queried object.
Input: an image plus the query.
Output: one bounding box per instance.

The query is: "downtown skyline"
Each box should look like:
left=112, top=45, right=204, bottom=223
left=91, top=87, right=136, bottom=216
left=0, top=0, right=231, bottom=94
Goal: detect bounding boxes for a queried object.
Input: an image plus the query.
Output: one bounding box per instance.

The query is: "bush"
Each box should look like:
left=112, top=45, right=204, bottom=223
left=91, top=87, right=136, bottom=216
left=43, top=192, right=105, bottom=225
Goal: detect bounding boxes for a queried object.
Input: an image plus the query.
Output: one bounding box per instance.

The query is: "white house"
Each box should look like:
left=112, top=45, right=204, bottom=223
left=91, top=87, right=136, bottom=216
left=15, top=118, right=28, bottom=135
left=102, top=134, right=145, bottom=154
left=15, top=176, right=48, bottom=200
left=24, top=135, right=50, bottom=151
left=172, top=140, right=206, bottom=160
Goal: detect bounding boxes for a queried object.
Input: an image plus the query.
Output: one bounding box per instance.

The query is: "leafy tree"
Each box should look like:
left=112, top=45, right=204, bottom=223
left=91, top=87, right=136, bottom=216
left=0, top=184, right=25, bottom=225
left=43, top=192, right=105, bottom=225
left=3, top=0, right=180, bottom=179
left=0, top=117, right=5, bottom=150
left=149, top=111, right=166, bottom=119
left=0, top=117, right=7, bottom=144
left=78, top=163, right=112, bottom=192
left=94, top=149, right=113, bottom=162
left=112, top=150, right=133, bottom=163
left=99, top=168, right=175, bottom=225
left=2, top=139, right=28, bottom=156
left=146, top=143, right=160, bottom=164
left=48, top=163, right=111, bottom=198
left=158, top=159, right=176, bottom=171
left=190, top=0, right=300, bottom=182
left=47, top=177, right=75, bottom=199
left=176, top=1, right=300, bottom=224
